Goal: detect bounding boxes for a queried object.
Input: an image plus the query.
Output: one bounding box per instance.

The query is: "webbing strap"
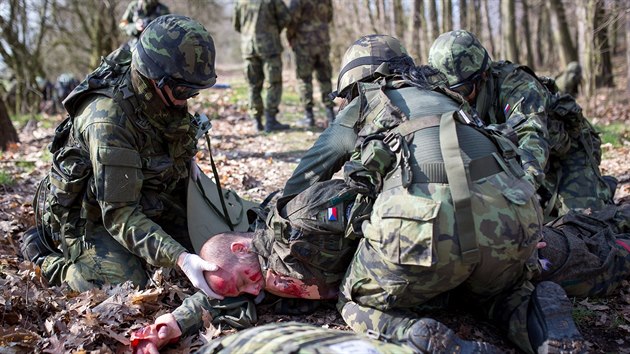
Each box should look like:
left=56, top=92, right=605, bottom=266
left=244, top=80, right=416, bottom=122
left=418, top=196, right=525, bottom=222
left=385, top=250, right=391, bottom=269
left=439, top=112, right=479, bottom=264
left=389, top=115, right=441, bottom=136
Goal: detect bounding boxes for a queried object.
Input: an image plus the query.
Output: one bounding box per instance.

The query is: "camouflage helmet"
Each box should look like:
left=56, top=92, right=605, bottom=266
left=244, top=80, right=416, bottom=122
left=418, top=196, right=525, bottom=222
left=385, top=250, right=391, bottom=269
left=336, top=34, right=411, bottom=96
left=428, top=30, right=491, bottom=88
left=132, top=15, right=217, bottom=90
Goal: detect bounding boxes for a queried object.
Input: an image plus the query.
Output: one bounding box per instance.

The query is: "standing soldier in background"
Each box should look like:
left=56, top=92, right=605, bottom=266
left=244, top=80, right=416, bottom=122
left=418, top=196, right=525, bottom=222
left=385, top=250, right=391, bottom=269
left=233, top=0, right=291, bottom=133
left=119, top=0, right=170, bottom=50
left=555, top=61, right=582, bottom=97
left=287, top=0, right=336, bottom=128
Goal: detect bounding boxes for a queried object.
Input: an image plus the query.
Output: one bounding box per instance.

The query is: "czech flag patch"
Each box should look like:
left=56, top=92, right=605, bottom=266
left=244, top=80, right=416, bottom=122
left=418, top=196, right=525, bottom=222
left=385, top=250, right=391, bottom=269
left=327, top=207, right=338, bottom=221
left=503, top=103, right=511, bottom=115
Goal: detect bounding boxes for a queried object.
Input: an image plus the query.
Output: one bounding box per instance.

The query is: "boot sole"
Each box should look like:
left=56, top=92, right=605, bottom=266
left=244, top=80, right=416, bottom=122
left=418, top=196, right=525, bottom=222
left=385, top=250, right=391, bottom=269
left=530, top=281, right=586, bottom=354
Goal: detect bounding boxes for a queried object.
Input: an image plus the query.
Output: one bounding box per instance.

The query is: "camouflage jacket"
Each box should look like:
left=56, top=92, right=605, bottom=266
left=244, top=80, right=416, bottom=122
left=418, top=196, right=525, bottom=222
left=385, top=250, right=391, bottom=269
left=286, top=0, right=333, bottom=48
left=119, top=1, right=170, bottom=37
left=233, top=0, right=291, bottom=57
left=55, top=68, right=196, bottom=268
left=474, top=61, right=550, bottom=187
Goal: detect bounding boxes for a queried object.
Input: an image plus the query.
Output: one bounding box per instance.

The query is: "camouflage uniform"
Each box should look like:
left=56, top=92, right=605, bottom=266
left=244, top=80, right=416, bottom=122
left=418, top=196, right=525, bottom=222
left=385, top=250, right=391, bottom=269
left=287, top=0, right=335, bottom=121
left=30, top=16, right=216, bottom=291
left=429, top=30, right=613, bottom=220
left=233, top=0, right=290, bottom=128
left=197, top=322, right=415, bottom=354
left=119, top=0, right=170, bottom=38
left=554, top=61, right=582, bottom=97
left=537, top=203, right=630, bottom=298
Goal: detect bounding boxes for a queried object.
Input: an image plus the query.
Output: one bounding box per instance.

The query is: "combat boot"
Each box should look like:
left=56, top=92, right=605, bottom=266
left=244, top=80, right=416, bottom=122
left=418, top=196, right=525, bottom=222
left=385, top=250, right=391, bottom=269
left=326, top=106, right=335, bottom=123
left=404, top=318, right=502, bottom=353
left=527, top=281, right=586, bottom=354
left=296, top=108, right=315, bottom=127
left=253, top=115, right=264, bottom=132
left=264, top=111, right=290, bottom=133
left=20, top=227, right=53, bottom=266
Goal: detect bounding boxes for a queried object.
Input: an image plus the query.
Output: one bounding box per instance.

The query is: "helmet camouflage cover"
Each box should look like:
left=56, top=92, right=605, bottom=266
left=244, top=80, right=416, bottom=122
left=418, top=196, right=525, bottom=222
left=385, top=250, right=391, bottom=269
left=337, top=34, right=410, bottom=96
left=132, top=14, right=217, bottom=89
left=428, top=30, right=491, bottom=87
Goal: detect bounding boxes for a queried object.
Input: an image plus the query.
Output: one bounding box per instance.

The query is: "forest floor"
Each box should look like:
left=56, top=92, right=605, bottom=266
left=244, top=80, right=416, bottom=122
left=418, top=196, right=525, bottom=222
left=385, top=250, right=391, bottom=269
left=1, top=69, right=630, bottom=353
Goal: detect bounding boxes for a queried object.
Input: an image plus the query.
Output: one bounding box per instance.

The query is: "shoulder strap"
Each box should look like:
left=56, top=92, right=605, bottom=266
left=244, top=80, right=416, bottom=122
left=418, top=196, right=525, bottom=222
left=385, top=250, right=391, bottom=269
left=439, top=111, right=479, bottom=264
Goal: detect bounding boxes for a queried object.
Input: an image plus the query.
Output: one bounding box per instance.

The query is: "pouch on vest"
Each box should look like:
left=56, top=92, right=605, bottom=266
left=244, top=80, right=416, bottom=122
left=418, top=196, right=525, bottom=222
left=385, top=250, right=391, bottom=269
left=265, top=180, right=361, bottom=284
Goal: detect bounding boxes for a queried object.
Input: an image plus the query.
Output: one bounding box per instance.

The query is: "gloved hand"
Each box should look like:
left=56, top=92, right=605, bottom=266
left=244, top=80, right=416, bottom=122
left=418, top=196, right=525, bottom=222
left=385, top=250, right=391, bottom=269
left=177, top=252, right=224, bottom=300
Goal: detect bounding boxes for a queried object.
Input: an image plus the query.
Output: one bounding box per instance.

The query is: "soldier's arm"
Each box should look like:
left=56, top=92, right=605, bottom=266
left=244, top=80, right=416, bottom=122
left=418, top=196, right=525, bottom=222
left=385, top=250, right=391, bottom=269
left=499, top=71, right=550, bottom=187
left=282, top=97, right=361, bottom=196
left=79, top=105, right=187, bottom=268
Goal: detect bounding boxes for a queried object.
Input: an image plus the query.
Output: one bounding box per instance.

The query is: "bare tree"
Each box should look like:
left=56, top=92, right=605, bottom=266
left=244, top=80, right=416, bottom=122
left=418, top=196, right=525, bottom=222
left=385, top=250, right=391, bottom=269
left=480, top=0, right=496, bottom=58
left=408, top=0, right=425, bottom=62
left=577, top=0, right=597, bottom=97
left=595, top=4, right=613, bottom=87
left=427, top=0, right=439, bottom=41
left=521, top=0, right=535, bottom=69
left=501, top=0, right=518, bottom=61
left=0, top=98, right=19, bottom=151
left=392, top=0, right=405, bottom=39
left=0, top=0, right=54, bottom=115
left=627, top=4, right=630, bottom=95
left=441, top=0, right=453, bottom=33
left=546, top=0, right=578, bottom=67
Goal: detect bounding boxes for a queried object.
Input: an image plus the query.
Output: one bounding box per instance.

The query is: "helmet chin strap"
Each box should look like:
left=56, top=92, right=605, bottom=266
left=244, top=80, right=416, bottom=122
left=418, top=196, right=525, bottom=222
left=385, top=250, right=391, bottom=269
left=158, top=85, right=178, bottom=107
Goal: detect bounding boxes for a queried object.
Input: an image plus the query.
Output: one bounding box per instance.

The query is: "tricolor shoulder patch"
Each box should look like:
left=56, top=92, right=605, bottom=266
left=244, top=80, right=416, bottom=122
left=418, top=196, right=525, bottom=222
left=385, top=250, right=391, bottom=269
left=327, top=207, right=338, bottom=221
left=503, top=103, right=511, bottom=115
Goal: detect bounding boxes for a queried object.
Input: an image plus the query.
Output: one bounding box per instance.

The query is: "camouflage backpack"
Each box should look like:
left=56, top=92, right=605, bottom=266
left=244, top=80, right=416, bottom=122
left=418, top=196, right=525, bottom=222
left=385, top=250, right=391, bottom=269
left=250, top=179, right=362, bottom=285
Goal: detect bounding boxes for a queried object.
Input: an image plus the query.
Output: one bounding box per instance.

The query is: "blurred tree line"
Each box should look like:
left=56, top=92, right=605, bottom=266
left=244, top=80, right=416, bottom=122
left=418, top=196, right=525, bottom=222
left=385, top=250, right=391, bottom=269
left=1, top=0, right=629, bottom=148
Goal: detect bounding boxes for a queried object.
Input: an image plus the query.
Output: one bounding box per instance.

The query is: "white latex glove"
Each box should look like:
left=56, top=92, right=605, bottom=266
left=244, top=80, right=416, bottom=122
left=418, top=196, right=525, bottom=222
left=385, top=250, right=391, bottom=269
left=177, top=252, right=224, bottom=300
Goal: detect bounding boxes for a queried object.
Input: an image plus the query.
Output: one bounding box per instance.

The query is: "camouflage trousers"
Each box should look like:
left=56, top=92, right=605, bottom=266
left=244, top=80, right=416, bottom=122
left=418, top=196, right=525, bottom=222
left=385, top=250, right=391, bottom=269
left=244, top=53, right=283, bottom=117
left=41, top=212, right=192, bottom=292
left=542, top=125, right=613, bottom=220
left=338, top=177, right=543, bottom=353
left=537, top=203, right=630, bottom=297
left=293, top=45, right=334, bottom=110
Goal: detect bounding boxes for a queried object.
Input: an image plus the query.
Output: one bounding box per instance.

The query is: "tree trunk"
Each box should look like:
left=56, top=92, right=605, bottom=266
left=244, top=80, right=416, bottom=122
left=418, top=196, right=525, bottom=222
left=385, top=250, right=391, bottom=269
left=577, top=0, right=597, bottom=98
left=627, top=4, right=630, bottom=95
left=546, top=0, right=578, bottom=67
left=481, top=0, right=496, bottom=58
left=468, top=0, right=481, bottom=37
left=392, top=0, right=404, bottom=40
left=595, top=4, right=613, bottom=87
left=408, top=0, right=424, bottom=63
left=459, top=0, right=467, bottom=30
left=0, top=98, right=19, bottom=151
left=441, top=0, right=452, bottom=33
left=501, top=0, right=518, bottom=62
left=427, top=0, right=439, bottom=41
left=521, top=0, right=535, bottom=69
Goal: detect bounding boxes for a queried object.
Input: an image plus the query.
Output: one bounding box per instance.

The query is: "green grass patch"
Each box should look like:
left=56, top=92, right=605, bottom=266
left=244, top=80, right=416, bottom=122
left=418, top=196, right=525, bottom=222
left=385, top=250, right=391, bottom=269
left=0, top=171, right=15, bottom=186
left=596, top=122, right=630, bottom=147
left=16, top=160, right=36, bottom=172
left=571, top=303, right=595, bottom=327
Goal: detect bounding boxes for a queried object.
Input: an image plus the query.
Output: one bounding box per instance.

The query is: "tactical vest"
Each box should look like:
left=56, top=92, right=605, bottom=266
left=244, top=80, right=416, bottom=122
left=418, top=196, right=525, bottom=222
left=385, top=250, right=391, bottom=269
left=347, top=77, right=526, bottom=264
left=250, top=180, right=361, bottom=285
left=34, top=48, right=142, bottom=261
